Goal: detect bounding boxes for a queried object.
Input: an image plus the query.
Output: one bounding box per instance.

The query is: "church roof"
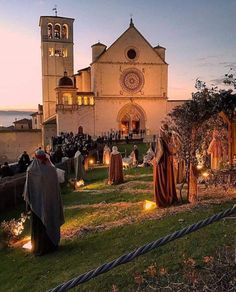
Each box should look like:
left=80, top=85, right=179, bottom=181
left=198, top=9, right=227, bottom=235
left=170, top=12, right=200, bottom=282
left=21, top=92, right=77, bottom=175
left=76, top=92, right=94, bottom=95
left=91, top=42, right=106, bottom=48
left=39, top=16, right=74, bottom=26
left=92, top=19, right=168, bottom=65
left=74, top=67, right=90, bottom=76
left=42, top=115, right=56, bottom=125
left=58, top=71, right=73, bottom=87
left=13, top=118, right=31, bottom=124
left=154, top=45, right=166, bottom=50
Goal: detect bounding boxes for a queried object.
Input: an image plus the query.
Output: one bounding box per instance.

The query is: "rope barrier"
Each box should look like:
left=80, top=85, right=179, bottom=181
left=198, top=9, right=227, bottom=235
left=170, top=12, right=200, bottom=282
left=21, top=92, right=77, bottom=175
left=49, top=204, right=236, bottom=292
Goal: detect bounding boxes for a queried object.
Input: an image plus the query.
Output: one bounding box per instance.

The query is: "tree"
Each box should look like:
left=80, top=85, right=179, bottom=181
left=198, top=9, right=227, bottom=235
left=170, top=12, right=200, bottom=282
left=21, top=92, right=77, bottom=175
left=167, top=78, right=236, bottom=203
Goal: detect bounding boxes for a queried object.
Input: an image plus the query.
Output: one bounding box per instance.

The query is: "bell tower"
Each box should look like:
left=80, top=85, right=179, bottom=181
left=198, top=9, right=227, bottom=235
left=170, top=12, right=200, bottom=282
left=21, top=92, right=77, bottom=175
left=39, top=15, right=74, bottom=121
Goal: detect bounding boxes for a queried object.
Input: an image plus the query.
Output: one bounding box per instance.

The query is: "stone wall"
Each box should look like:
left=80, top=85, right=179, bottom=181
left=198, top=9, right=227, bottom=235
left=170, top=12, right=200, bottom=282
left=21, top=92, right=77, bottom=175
left=0, top=158, right=73, bottom=212
left=0, top=130, right=42, bottom=163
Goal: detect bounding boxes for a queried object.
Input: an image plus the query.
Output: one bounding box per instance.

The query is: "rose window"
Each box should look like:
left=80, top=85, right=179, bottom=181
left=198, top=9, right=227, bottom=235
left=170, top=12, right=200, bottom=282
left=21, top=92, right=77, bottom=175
left=120, top=68, right=144, bottom=93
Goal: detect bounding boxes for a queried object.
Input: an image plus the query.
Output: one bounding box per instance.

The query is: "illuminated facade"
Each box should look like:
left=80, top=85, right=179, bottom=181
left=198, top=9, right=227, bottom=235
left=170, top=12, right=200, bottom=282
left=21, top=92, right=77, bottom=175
left=40, top=16, right=183, bottom=144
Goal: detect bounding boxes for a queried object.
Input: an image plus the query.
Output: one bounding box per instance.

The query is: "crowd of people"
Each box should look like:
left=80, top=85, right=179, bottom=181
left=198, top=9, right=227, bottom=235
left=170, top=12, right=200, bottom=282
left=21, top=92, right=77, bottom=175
left=3, top=127, right=183, bottom=257
left=0, top=130, right=155, bottom=180
left=0, top=151, right=31, bottom=179
left=50, top=132, right=151, bottom=167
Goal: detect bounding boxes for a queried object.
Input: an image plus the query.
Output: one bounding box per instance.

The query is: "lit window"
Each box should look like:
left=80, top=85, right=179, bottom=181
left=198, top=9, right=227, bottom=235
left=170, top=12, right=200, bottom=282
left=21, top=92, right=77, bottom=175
left=77, top=96, right=82, bottom=105
left=55, top=49, right=62, bottom=57
left=83, top=96, right=88, bottom=105
left=62, top=24, right=68, bottom=39
left=54, top=24, right=61, bottom=39
left=89, top=96, right=94, bottom=105
left=49, top=48, right=54, bottom=56
left=48, top=23, right=53, bottom=39
left=63, top=93, right=72, bottom=105
left=62, top=48, right=67, bottom=57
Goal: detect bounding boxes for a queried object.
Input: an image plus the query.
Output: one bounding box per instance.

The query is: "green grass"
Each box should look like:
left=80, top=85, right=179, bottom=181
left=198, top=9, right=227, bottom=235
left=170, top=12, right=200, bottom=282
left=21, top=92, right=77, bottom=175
left=117, top=143, right=149, bottom=159
left=0, top=162, right=235, bottom=292
left=63, top=191, right=152, bottom=206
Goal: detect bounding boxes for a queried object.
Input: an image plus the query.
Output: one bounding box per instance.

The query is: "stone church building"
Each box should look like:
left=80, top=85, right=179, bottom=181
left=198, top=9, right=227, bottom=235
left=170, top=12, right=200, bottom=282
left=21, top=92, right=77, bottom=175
left=39, top=15, right=183, bottom=145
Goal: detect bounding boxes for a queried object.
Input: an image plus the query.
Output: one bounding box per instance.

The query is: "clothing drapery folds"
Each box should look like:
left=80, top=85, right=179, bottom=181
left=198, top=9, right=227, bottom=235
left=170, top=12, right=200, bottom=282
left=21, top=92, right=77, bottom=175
left=23, top=150, right=64, bottom=255
left=74, top=150, right=85, bottom=180
left=153, top=126, right=178, bottom=207
left=207, top=129, right=223, bottom=170
left=108, top=146, right=124, bottom=185
left=103, top=145, right=111, bottom=165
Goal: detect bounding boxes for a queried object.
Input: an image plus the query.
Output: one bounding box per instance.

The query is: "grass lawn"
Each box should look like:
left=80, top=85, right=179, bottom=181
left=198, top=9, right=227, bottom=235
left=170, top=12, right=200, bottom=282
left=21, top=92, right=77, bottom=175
left=0, top=163, right=235, bottom=292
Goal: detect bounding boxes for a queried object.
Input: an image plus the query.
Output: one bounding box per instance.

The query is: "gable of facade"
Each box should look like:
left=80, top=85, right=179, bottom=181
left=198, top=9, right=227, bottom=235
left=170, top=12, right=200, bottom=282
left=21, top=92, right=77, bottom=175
left=91, top=22, right=168, bottom=99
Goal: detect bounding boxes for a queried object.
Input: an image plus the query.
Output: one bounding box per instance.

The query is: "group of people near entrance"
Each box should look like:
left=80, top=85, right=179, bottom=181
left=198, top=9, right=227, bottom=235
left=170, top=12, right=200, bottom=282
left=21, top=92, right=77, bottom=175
left=22, top=124, right=186, bottom=256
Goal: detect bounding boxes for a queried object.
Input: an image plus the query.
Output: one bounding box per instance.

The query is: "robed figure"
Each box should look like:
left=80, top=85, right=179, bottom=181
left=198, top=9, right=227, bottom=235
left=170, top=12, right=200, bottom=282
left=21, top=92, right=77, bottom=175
left=23, top=150, right=64, bottom=256
left=140, top=144, right=155, bottom=167
left=74, top=150, right=85, bottom=180
left=207, top=130, right=223, bottom=170
left=108, top=146, right=124, bottom=185
left=153, top=126, right=178, bottom=207
left=103, top=145, right=111, bottom=165
left=171, top=132, right=185, bottom=184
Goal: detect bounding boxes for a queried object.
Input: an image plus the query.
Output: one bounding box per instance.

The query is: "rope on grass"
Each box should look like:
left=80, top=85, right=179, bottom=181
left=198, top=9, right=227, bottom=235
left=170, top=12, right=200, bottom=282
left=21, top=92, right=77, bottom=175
left=49, top=204, right=236, bottom=292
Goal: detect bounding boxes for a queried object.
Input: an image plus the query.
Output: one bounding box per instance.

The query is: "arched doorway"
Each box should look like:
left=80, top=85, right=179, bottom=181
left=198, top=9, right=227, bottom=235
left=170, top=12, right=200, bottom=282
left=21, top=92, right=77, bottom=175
left=78, top=126, right=83, bottom=134
left=117, top=103, right=146, bottom=135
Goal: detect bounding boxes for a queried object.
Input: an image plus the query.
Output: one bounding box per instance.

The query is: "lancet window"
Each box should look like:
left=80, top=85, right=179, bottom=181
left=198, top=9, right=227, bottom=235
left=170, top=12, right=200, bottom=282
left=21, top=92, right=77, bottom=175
left=54, top=24, right=61, bottom=39
left=62, top=24, right=68, bottom=39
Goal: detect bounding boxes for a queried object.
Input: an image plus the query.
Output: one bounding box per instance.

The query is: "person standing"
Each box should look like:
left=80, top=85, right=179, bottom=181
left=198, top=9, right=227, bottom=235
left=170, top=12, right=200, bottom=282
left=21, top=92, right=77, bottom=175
left=1, top=162, right=14, bottom=178
left=74, top=150, right=85, bottom=181
left=23, top=149, right=64, bottom=256
left=153, top=125, right=178, bottom=207
left=108, top=146, right=124, bottom=185
left=103, top=144, right=111, bottom=165
left=18, top=151, right=31, bottom=173
left=207, top=129, right=223, bottom=170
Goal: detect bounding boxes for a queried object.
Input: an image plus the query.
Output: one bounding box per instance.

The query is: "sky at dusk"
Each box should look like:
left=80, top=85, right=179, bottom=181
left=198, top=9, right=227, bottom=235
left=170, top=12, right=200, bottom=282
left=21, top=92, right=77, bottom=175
left=0, top=0, right=235, bottom=110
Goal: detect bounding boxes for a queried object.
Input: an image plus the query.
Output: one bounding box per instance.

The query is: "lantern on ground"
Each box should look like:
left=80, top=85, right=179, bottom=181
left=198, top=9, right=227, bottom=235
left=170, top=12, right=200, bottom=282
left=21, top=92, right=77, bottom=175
left=143, top=200, right=156, bottom=211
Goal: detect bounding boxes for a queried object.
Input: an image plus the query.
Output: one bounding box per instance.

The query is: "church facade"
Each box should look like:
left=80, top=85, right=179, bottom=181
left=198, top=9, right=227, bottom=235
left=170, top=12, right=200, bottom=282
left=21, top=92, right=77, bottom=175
left=39, top=15, right=183, bottom=145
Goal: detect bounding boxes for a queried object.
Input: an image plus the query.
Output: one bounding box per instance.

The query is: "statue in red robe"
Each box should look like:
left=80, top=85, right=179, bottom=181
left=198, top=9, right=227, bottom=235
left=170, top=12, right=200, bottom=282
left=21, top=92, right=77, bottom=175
left=108, top=146, right=124, bottom=185
left=153, top=125, right=178, bottom=207
left=207, top=129, right=223, bottom=170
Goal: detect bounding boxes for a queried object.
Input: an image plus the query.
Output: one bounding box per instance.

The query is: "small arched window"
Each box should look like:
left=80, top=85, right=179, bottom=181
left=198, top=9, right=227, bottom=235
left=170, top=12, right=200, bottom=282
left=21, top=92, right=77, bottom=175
left=63, top=93, right=72, bottom=105
left=48, top=23, right=53, bottom=38
left=77, top=96, right=82, bottom=105
left=89, top=96, right=94, bottom=105
left=54, top=24, right=61, bottom=39
left=62, top=48, right=67, bottom=57
left=48, top=48, right=54, bottom=56
left=62, top=24, right=68, bottom=39
left=83, top=96, right=88, bottom=105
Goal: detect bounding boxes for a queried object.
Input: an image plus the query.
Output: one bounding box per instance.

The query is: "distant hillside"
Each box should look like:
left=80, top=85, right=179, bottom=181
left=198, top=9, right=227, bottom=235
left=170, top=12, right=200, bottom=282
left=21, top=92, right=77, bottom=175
left=0, top=110, right=35, bottom=115
left=0, top=111, right=35, bottom=127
